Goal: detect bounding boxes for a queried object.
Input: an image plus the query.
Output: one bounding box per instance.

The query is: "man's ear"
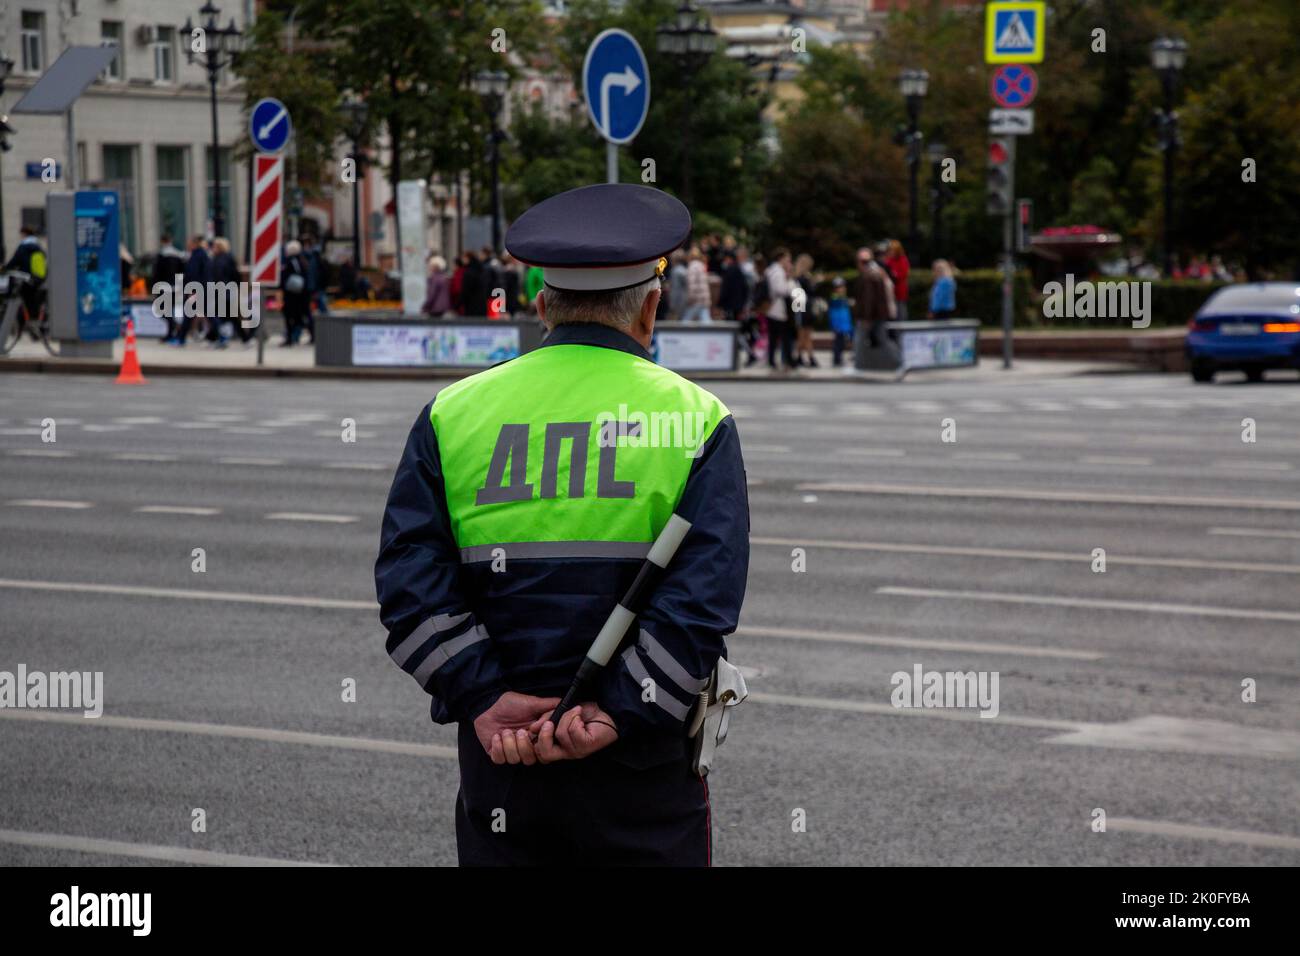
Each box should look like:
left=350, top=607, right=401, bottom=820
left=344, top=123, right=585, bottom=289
left=536, top=288, right=551, bottom=330
left=636, top=286, right=661, bottom=341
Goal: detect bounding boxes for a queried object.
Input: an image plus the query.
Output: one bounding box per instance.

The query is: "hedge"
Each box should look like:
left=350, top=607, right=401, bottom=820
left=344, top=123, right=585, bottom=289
left=815, top=269, right=1229, bottom=329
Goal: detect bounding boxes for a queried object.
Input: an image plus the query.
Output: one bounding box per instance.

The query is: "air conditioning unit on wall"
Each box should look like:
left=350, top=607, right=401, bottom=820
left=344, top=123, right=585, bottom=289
left=135, top=25, right=158, bottom=46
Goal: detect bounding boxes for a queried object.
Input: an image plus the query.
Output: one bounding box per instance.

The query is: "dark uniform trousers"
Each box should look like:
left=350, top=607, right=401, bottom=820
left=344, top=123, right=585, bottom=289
left=455, top=723, right=710, bottom=866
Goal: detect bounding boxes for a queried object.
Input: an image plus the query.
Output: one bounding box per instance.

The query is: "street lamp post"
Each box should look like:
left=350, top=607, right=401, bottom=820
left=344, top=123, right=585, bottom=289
left=927, top=140, right=948, bottom=261
left=183, top=2, right=243, bottom=239
left=1151, top=36, right=1188, bottom=278
left=0, top=56, right=15, bottom=264
left=897, top=69, right=929, bottom=258
left=656, top=1, right=717, bottom=210
left=473, top=70, right=510, bottom=255
left=339, top=98, right=369, bottom=269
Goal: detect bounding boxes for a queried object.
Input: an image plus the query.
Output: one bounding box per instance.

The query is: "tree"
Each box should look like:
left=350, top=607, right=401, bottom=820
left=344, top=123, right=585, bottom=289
left=239, top=0, right=542, bottom=228
left=552, top=0, right=769, bottom=233
left=765, top=111, right=904, bottom=267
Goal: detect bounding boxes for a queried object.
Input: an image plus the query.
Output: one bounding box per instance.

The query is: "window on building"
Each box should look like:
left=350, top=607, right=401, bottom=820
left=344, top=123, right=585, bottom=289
left=102, top=145, right=139, bottom=255
left=154, top=26, right=175, bottom=83
left=205, top=147, right=234, bottom=239
left=100, top=21, right=124, bottom=81
left=156, top=146, right=189, bottom=242
left=21, top=11, right=45, bottom=74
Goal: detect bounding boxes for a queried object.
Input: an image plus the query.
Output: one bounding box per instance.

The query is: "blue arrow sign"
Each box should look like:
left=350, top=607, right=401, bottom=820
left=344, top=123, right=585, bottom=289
left=583, top=29, right=650, bottom=145
left=250, top=97, right=292, bottom=153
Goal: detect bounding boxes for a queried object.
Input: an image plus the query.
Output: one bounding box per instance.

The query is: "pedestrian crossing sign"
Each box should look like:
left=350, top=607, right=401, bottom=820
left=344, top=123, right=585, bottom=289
left=985, top=1, right=1045, bottom=64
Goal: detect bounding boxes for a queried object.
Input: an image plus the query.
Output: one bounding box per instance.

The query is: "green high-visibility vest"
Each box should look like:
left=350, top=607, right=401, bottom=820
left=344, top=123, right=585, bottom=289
left=431, top=337, right=729, bottom=554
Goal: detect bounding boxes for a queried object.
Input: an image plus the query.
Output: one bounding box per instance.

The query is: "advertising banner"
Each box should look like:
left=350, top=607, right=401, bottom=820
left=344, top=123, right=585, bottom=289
left=74, top=190, right=122, bottom=341
left=351, top=324, right=520, bottom=367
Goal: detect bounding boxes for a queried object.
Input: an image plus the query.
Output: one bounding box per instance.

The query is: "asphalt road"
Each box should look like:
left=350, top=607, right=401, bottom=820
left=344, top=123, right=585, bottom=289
left=1, top=368, right=1298, bottom=866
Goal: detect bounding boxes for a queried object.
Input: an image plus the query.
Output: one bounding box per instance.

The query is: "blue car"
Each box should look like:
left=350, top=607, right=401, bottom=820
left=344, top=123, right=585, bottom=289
left=1186, top=283, right=1300, bottom=382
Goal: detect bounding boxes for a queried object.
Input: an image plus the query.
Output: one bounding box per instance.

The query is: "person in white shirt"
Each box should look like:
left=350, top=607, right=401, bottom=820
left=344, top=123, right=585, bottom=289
left=764, top=249, right=794, bottom=371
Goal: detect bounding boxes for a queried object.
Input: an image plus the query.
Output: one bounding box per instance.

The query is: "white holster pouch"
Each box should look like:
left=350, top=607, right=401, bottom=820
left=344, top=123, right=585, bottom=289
left=687, top=657, right=748, bottom=777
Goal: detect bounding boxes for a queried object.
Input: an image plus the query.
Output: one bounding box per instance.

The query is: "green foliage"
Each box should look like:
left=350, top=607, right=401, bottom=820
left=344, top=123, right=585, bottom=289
left=781, top=0, right=1300, bottom=276
left=545, top=0, right=770, bottom=230
left=240, top=0, right=543, bottom=203
left=765, top=113, right=904, bottom=267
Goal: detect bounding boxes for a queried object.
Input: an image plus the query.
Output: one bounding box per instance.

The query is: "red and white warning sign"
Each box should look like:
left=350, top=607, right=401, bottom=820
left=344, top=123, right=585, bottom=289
left=251, top=154, right=284, bottom=286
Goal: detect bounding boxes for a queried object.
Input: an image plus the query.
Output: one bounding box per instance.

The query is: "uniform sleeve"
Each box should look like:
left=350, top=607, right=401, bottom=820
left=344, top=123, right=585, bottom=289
left=595, top=414, right=750, bottom=751
left=375, top=402, right=508, bottom=724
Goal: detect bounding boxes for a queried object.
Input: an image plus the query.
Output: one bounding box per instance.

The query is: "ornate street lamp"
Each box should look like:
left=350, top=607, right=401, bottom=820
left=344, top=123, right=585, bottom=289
left=183, top=2, right=243, bottom=238
left=339, top=97, right=369, bottom=269
left=1151, top=36, right=1188, bottom=277
left=0, top=56, right=16, bottom=264
left=897, top=68, right=929, bottom=257
left=473, top=70, right=510, bottom=255
left=656, top=1, right=717, bottom=209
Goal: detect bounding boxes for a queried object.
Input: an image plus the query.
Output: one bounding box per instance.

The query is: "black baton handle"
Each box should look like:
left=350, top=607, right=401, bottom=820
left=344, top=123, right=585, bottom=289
left=549, top=656, right=604, bottom=727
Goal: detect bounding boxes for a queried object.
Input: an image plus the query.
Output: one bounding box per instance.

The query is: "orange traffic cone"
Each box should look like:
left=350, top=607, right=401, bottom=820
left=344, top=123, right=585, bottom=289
left=115, top=318, right=147, bottom=385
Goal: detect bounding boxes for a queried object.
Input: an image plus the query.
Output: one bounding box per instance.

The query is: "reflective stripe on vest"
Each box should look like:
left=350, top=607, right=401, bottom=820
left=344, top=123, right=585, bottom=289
left=430, top=340, right=729, bottom=553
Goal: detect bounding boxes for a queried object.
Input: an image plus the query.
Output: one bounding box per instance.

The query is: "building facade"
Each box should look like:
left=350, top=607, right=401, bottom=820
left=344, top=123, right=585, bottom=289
left=1, top=0, right=252, bottom=262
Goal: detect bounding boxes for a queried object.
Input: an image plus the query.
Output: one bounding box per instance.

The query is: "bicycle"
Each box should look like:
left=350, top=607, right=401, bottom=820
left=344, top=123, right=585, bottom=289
left=0, top=271, right=59, bottom=357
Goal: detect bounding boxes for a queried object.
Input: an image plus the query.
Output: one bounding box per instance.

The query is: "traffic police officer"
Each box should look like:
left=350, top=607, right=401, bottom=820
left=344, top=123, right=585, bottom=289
left=375, top=183, right=749, bottom=866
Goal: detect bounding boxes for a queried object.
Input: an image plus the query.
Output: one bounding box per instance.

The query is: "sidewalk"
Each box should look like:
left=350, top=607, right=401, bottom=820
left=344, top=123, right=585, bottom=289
left=0, top=333, right=1141, bottom=383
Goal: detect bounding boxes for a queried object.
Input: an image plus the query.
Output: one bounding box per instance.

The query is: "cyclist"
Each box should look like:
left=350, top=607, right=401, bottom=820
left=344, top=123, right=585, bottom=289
left=3, top=227, right=48, bottom=325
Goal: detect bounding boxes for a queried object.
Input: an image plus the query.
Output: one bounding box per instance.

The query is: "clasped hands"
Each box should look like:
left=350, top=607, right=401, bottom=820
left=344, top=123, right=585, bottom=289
left=473, top=691, right=618, bottom=766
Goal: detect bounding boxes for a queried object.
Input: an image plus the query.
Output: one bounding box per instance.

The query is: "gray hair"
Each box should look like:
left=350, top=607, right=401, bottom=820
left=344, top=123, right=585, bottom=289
left=543, top=277, right=658, bottom=330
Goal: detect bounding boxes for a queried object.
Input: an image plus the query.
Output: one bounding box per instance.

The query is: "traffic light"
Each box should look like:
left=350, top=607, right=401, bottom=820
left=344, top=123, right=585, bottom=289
left=986, top=137, right=1014, bottom=216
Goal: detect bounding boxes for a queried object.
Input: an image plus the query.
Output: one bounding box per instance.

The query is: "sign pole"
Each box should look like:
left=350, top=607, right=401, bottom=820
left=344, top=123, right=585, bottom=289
left=1001, top=138, right=1015, bottom=370
left=584, top=29, right=649, bottom=185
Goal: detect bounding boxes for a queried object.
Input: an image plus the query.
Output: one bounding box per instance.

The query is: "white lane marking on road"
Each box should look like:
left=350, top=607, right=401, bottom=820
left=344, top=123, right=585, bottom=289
left=845, top=448, right=906, bottom=458
left=773, top=404, right=819, bottom=416
left=218, top=457, right=284, bottom=466
left=0, top=829, right=339, bottom=867
left=877, top=586, right=1300, bottom=623
left=1024, top=401, right=1069, bottom=411
left=1079, top=397, right=1123, bottom=409
left=798, top=481, right=1300, bottom=512
left=6, top=499, right=93, bottom=509
left=0, top=578, right=374, bottom=609
left=0, top=709, right=455, bottom=759
left=752, top=695, right=1300, bottom=761
left=322, top=461, right=388, bottom=471
left=223, top=427, right=274, bottom=435
left=749, top=692, right=1081, bottom=731
left=1104, top=818, right=1300, bottom=851
left=80, top=424, right=132, bottom=433
left=7, top=449, right=74, bottom=458
left=135, top=505, right=221, bottom=516
left=200, top=414, right=249, bottom=422
left=959, top=401, right=1008, bottom=412
left=751, top=535, right=1300, bottom=575
left=1208, top=526, right=1300, bottom=540
left=112, top=452, right=179, bottom=462
left=1213, top=459, right=1293, bottom=472
left=114, top=416, right=164, bottom=425
left=1045, top=715, right=1300, bottom=761
left=897, top=401, right=943, bottom=413
left=265, top=511, right=358, bottom=523
left=1080, top=455, right=1153, bottom=466
left=734, top=625, right=1104, bottom=661
left=171, top=422, right=223, bottom=430
left=0, top=427, right=39, bottom=435
left=953, top=451, right=1023, bottom=461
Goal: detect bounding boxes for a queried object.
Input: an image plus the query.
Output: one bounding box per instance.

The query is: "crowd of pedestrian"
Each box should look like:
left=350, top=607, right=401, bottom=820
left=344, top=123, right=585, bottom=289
left=422, top=247, right=528, bottom=319
left=646, top=233, right=959, bottom=374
